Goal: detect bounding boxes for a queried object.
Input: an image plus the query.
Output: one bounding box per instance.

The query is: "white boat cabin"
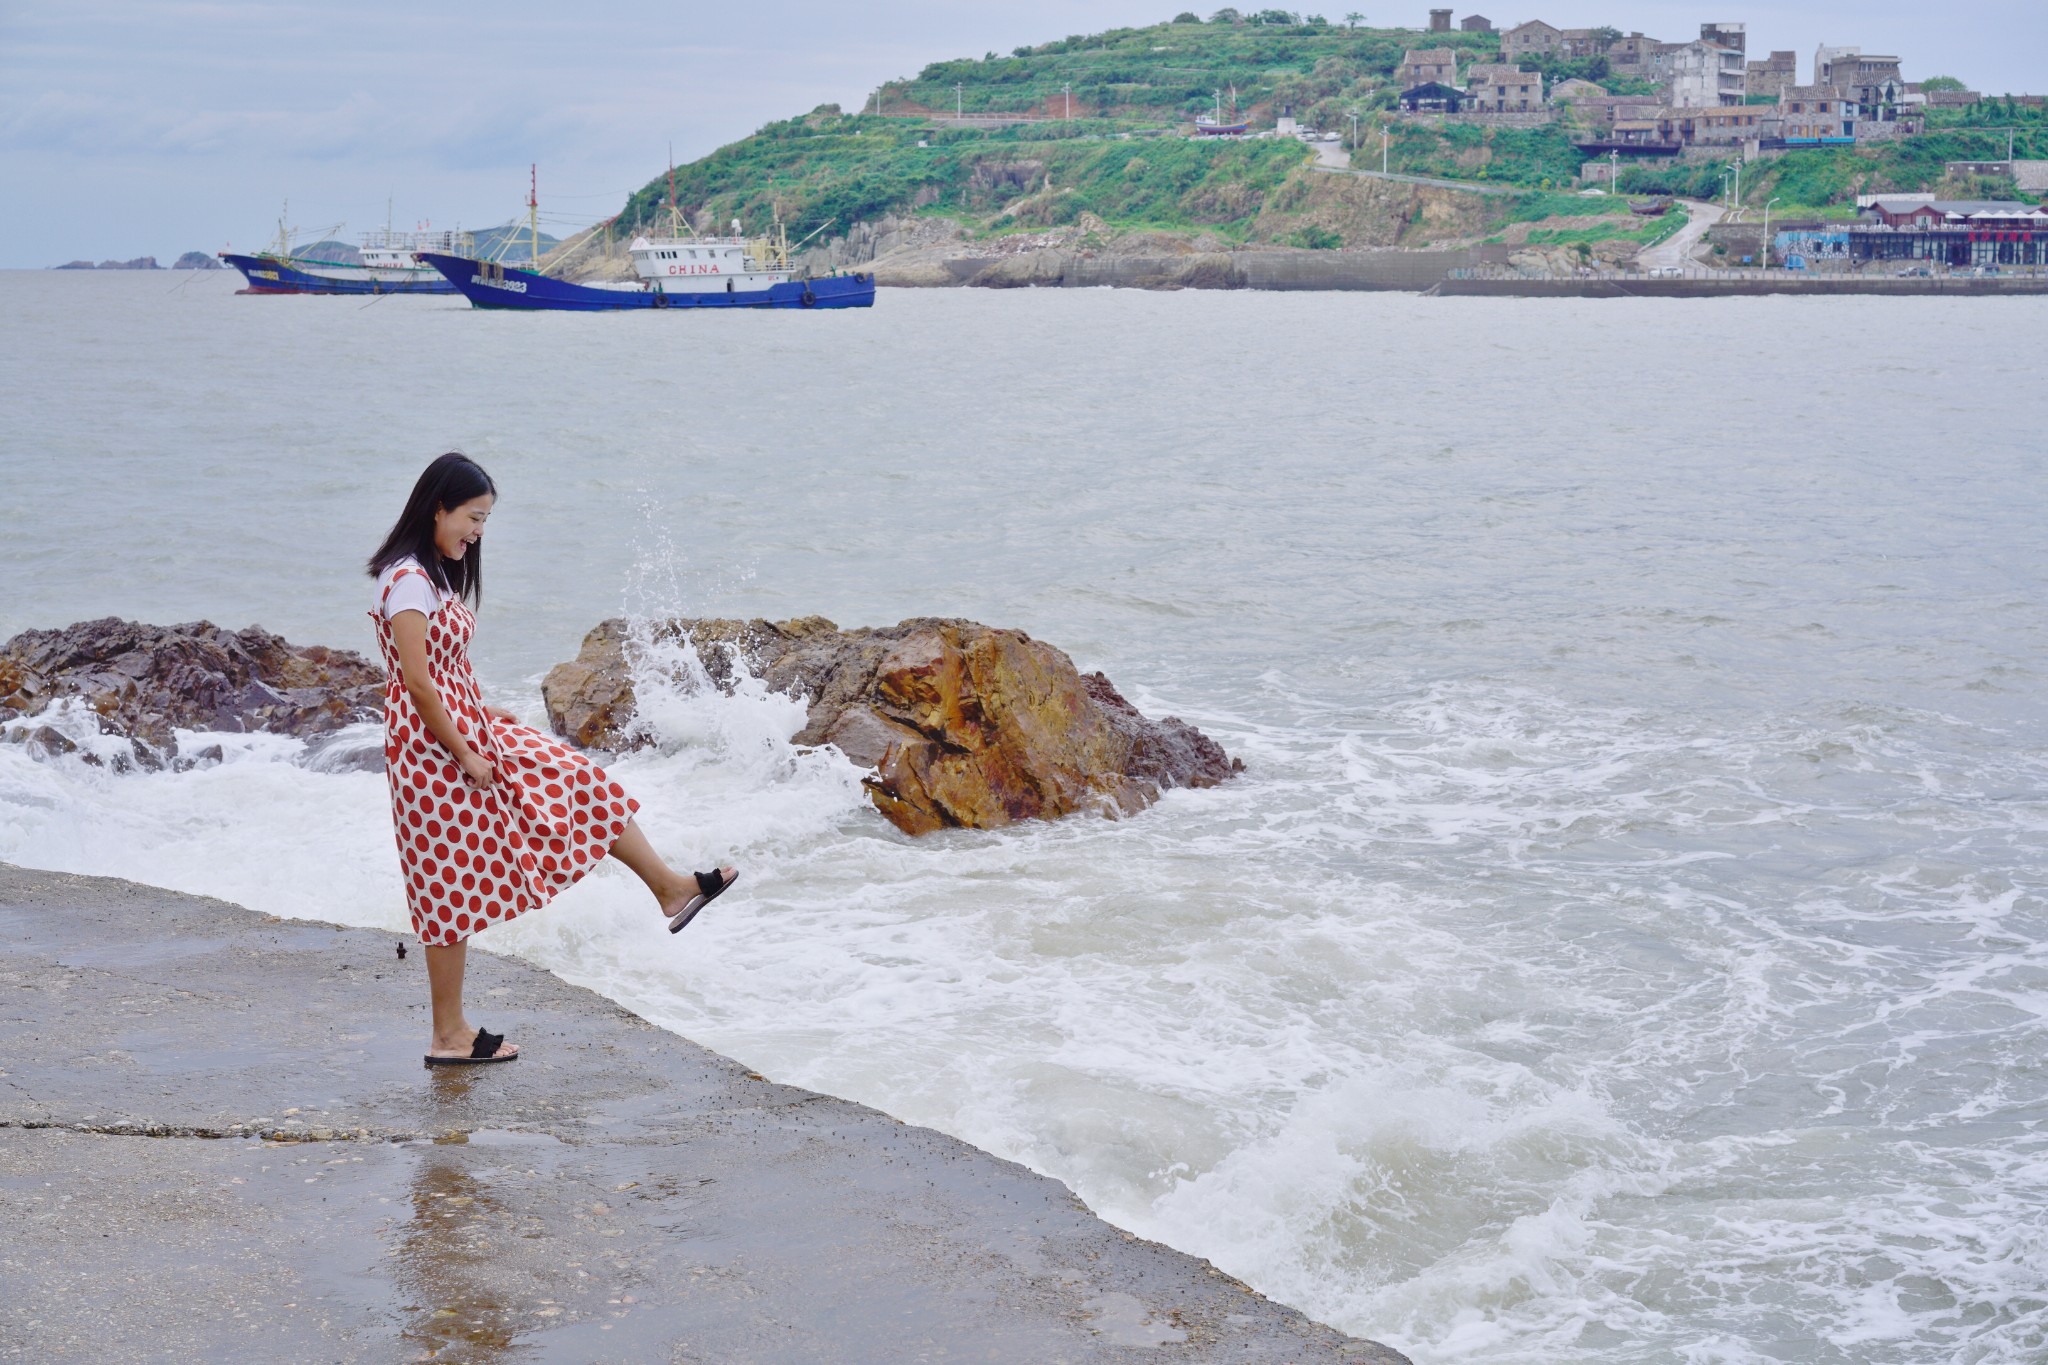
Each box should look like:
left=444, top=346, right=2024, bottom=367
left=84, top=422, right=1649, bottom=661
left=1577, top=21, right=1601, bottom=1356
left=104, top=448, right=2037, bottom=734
left=629, top=234, right=791, bottom=294
left=359, top=228, right=471, bottom=270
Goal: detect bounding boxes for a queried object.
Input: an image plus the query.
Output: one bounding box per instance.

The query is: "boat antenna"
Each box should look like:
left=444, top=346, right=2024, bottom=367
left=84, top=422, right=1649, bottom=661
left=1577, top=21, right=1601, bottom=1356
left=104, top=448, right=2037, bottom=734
left=668, top=142, right=678, bottom=236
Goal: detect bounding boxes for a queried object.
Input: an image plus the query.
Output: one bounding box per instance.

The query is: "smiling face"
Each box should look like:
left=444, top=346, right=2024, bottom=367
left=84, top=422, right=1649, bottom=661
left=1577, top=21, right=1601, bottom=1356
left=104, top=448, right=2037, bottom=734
left=433, top=494, right=493, bottom=561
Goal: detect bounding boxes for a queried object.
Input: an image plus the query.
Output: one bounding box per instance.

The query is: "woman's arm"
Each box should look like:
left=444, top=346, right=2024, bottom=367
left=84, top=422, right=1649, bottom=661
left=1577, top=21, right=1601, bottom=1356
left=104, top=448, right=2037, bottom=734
left=390, top=610, right=497, bottom=789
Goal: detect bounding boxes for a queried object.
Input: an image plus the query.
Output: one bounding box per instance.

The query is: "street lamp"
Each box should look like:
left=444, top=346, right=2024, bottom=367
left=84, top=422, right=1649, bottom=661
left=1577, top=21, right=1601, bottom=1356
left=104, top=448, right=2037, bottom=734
left=1762, top=196, right=1781, bottom=269
left=1348, top=108, right=1359, bottom=151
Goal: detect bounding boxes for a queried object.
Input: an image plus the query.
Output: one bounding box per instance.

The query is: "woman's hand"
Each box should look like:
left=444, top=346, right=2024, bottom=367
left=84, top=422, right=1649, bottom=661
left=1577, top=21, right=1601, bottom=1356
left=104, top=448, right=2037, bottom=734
left=486, top=704, right=519, bottom=725
left=458, top=748, right=499, bottom=790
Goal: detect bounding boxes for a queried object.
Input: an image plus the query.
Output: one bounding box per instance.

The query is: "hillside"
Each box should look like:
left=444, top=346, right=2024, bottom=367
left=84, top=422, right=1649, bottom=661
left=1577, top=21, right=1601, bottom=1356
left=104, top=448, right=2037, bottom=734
left=540, top=14, right=2036, bottom=278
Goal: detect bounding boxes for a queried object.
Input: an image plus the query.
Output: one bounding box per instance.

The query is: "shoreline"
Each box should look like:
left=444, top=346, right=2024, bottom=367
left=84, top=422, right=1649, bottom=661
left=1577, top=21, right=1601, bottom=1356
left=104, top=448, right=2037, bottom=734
left=0, top=862, right=1409, bottom=1362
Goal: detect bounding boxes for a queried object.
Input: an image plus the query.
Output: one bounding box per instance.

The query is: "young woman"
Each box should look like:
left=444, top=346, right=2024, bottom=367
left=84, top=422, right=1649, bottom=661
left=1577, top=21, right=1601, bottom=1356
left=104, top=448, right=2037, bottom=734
left=368, top=453, right=737, bottom=1066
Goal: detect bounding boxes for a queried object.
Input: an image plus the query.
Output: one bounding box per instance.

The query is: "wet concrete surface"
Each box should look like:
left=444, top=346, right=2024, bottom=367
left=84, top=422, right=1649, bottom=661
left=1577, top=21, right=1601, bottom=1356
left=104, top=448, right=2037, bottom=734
left=0, top=864, right=1410, bottom=1364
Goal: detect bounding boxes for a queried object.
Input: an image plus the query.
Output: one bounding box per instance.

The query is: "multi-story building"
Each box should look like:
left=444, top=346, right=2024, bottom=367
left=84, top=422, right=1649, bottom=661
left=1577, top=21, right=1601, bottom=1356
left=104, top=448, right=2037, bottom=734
left=1558, top=28, right=1603, bottom=58
left=1575, top=93, right=1664, bottom=129
left=1429, top=9, right=1452, bottom=32
left=1746, top=51, right=1798, bottom=101
left=1467, top=67, right=1546, bottom=112
left=1656, top=41, right=1747, bottom=108
left=1813, top=45, right=1860, bottom=87
left=1502, top=19, right=1563, bottom=59
left=1398, top=48, right=1462, bottom=88
left=1839, top=55, right=1905, bottom=115
left=1777, top=85, right=1856, bottom=142
left=1605, top=32, right=1662, bottom=73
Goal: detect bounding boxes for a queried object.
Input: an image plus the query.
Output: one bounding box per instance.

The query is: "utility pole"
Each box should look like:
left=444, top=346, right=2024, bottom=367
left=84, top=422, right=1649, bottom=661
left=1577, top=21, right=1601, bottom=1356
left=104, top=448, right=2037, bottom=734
left=1763, top=196, right=1780, bottom=269
left=1382, top=123, right=1390, bottom=175
left=1348, top=108, right=1359, bottom=151
left=1064, top=82, right=1072, bottom=121
left=955, top=82, right=963, bottom=118
left=1610, top=148, right=1619, bottom=193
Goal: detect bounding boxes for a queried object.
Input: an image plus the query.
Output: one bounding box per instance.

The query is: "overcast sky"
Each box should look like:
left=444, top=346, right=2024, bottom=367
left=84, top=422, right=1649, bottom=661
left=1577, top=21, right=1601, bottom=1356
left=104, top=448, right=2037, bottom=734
left=1, top=1, right=2040, bottom=267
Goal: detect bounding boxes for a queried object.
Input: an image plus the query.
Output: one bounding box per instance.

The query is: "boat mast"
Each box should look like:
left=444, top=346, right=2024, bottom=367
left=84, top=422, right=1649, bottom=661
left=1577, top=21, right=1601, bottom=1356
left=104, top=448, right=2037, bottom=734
left=668, top=142, right=680, bottom=237
left=527, top=164, right=540, bottom=265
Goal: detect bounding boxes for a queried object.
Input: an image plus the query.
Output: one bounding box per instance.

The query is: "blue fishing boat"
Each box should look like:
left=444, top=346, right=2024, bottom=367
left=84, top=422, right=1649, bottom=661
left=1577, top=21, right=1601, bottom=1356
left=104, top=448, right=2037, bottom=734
left=420, top=216, right=873, bottom=311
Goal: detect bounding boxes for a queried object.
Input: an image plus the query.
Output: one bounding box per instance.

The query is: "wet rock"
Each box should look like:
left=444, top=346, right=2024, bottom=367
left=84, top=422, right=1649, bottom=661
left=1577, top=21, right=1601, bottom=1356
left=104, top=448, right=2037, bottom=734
left=542, top=617, right=1241, bottom=836
left=0, top=618, right=384, bottom=761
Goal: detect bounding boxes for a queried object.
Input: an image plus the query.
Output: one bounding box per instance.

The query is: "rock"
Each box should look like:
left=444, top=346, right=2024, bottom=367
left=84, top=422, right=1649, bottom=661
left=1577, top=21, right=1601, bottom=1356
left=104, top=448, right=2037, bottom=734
left=542, top=617, right=1240, bottom=835
left=0, top=618, right=384, bottom=762
left=172, top=251, right=223, bottom=270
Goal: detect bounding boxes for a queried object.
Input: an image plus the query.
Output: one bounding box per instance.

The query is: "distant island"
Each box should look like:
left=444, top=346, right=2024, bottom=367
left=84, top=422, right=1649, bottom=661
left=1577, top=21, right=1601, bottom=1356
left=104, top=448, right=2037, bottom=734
left=51, top=252, right=221, bottom=270
left=527, top=11, right=2040, bottom=286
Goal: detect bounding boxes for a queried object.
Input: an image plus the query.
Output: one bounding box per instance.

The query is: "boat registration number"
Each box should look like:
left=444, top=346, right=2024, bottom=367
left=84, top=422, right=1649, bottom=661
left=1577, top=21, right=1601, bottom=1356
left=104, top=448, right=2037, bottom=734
left=471, top=274, right=528, bottom=294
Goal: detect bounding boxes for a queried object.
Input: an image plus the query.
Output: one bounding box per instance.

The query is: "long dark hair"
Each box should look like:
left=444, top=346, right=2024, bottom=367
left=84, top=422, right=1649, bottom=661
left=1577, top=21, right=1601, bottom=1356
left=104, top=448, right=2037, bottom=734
left=367, top=453, right=498, bottom=608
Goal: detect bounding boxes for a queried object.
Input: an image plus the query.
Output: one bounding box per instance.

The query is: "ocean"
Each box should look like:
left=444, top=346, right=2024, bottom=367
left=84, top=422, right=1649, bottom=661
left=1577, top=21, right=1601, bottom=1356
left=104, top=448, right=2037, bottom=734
left=2, top=269, right=2044, bottom=1362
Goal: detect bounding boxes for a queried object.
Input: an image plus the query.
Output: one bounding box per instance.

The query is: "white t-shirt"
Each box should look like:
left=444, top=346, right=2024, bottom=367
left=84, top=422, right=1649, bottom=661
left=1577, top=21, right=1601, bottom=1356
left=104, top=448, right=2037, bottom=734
left=375, top=556, right=456, bottom=620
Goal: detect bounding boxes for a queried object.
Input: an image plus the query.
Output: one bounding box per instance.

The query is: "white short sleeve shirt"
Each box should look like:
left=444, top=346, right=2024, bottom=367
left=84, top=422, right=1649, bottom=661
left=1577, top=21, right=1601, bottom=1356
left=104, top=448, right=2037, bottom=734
left=376, top=556, right=455, bottom=620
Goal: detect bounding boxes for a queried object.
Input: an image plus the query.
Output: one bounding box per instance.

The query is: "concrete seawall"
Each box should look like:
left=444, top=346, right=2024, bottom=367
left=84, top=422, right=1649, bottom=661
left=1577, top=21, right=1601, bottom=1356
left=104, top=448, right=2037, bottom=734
left=883, top=248, right=1509, bottom=292
left=1436, top=273, right=2048, bottom=298
left=0, top=864, right=1410, bottom=1363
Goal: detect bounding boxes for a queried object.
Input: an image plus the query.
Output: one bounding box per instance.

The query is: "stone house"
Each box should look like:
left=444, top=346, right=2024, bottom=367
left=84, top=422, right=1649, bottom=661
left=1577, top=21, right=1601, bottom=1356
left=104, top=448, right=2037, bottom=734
left=1429, top=8, right=1452, bottom=31
left=1605, top=33, right=1662, bottom=72
left=1460, top=14, right=1494, bottom=32
left=1656, top=105, right=1773, bottom=147
left=1502, top=20, right=1563, bottom=59
left=1699, top=22, right=1746, bottom=54
left=1777, top=85, right=1856, bottom=141
left=1746, top=51, right=1798, bottom=101
left=1558, top=28, right=1603, bottom=58
left=1576, top=93, right=1664, bottom=129
left=1398, top=48, right=1462, bottom=88
left=1467, top=67, right=1546, bottom=113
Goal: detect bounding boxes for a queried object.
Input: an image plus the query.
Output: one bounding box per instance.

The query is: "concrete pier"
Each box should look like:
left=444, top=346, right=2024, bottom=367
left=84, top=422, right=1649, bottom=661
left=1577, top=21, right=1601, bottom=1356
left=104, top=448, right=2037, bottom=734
left=0, top=864, right=1409, bottom=1363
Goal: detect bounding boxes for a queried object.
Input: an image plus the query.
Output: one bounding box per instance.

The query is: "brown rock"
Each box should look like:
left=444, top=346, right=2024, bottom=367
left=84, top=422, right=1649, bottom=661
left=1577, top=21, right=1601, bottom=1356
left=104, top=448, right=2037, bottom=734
left=0, top=618, right=384, bottom=760
left=541, top=617, right=1241, bottom=835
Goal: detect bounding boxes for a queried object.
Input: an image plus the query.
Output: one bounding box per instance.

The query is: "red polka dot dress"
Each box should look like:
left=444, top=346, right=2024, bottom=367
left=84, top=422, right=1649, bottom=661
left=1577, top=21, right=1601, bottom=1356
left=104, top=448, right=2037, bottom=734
left=372, top=561, right=637, bottom=946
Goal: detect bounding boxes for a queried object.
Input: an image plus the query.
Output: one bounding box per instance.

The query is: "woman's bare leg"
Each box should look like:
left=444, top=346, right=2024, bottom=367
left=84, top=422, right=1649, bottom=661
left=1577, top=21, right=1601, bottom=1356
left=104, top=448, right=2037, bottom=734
left=610, top=818, right=735, bottom=919
left=424, top=940, right=517, bottom=1059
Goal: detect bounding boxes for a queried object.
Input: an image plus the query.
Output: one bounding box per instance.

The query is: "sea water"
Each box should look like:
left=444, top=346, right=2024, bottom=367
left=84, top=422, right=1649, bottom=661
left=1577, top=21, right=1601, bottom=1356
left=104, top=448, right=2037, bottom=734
left=1, top=270, right=2044, bottom=1362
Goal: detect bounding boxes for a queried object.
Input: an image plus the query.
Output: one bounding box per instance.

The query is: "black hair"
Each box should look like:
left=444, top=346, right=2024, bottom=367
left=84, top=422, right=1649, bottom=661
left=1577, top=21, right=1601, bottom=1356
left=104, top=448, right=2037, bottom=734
left=367, top=452, right=498, bottom=608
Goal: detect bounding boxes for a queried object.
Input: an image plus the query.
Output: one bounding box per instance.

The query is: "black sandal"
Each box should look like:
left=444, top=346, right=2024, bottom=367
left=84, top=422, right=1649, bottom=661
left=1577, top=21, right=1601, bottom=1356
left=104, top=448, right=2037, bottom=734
left=668, top=867, right=739, bottom=934
left=424, top=1027, right=518, bottom=1067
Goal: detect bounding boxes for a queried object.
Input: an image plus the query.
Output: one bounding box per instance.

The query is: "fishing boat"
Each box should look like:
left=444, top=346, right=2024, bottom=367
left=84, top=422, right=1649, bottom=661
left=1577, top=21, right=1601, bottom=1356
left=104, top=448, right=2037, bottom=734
left=423, top=162, right=873, bottom=311
left=420, top=229, right=874, bottom=311
left=220, top=205, right=473, bottom=295
left=1193, top=87, right=1250, bottom=137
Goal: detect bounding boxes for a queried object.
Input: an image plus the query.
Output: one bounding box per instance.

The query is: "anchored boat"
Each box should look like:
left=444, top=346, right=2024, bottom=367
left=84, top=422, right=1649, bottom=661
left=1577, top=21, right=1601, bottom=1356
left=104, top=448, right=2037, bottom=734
left=420, top=219, right=874, bottom=311
left=222, top=223, right=475, bottom=296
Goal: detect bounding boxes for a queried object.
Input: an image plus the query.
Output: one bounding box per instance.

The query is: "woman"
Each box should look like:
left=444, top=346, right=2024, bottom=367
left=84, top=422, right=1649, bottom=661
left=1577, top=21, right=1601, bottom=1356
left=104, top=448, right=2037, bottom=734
left=368, top=452, right=737, bottom=1066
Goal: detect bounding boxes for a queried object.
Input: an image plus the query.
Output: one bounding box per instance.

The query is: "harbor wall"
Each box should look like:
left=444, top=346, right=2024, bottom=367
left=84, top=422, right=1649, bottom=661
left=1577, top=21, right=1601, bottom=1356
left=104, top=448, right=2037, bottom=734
left=1436, top=273, right=2048, bottom=298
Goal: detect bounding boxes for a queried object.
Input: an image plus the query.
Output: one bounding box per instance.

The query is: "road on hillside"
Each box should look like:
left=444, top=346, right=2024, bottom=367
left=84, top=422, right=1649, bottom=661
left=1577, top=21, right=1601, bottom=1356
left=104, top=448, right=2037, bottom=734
left=1637, top=198, right=1724, bottom=269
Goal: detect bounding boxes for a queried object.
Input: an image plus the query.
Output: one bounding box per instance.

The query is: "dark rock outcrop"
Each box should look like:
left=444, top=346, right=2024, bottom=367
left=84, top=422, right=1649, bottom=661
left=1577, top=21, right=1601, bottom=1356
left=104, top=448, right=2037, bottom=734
left=0, top=618, right=383, bottom=764
left=172, top=251, right=223, bottom=270
left=543, top=617, right=1240, bottom=835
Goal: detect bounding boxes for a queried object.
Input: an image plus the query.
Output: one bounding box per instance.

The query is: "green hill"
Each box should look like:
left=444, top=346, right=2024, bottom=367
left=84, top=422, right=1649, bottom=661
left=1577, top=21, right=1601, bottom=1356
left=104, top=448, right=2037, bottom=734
left=572, top=14, right=2031, bottom=260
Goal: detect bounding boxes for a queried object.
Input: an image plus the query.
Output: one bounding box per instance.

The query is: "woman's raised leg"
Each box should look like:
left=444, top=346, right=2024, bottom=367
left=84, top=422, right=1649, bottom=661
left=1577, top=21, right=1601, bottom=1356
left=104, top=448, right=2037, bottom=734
left=609, top=819, right=735, bottom=920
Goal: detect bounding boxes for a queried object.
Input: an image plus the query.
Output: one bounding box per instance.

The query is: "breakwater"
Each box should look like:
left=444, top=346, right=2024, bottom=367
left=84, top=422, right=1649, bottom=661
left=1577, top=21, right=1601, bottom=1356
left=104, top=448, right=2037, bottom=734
left=1436, top=270, right=2048, bottom=298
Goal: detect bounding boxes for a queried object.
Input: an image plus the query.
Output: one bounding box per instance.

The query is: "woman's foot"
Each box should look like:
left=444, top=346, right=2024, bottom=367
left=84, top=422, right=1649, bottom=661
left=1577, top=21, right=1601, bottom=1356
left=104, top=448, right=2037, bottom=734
left=659, top=866, right=739, bottom=933
left=428, top=1023, right=518, bottom=1061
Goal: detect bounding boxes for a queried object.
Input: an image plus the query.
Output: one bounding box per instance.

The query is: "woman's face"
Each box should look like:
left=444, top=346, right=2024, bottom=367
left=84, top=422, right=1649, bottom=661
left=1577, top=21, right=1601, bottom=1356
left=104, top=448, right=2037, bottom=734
left=433, top=494, right=493, bottom=561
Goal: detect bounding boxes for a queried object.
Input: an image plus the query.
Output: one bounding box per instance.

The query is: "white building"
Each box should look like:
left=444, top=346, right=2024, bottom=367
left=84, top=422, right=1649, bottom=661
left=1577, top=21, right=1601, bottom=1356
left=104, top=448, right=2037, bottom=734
left=1659, top=40, right=1746, bottom=107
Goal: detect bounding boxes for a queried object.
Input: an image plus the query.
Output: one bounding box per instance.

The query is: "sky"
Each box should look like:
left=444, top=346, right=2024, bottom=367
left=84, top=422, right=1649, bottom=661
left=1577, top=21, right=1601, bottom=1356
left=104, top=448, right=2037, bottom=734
left=2, top=1, right=2042, bottom=267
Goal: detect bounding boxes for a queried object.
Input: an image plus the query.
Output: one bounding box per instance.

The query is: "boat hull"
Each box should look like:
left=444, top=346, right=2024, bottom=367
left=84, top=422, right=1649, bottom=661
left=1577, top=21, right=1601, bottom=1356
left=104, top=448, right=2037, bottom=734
left=220, top=253, right=457, bottom=295
left=418, top=254, right=875, bottom=311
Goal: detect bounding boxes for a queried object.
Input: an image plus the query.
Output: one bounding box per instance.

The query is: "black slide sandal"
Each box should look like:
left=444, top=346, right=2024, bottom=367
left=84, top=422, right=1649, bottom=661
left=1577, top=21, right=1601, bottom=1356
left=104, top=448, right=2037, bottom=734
left=424, top=1027, right=517, bottom=1067
left=668, top=867, right=739, bottom=934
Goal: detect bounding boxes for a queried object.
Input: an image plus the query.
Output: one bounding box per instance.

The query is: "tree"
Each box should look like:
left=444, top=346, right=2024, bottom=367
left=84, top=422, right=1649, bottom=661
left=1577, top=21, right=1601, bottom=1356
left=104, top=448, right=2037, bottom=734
left=1590, top=25, right=1621, bottom=47
left=1172, top=10, right=1201, bottom=21
left=1921, top=75, right=1968, bottom=92
left=1344, top=10, right=1363, bottom=27
left=1209, top=6, right=1241, bottom=22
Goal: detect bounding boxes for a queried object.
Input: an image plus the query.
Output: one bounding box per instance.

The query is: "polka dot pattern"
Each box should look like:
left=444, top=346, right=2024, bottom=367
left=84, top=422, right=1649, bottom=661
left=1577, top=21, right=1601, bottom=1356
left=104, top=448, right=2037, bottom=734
left=372, top=567, right=638, bottom=947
